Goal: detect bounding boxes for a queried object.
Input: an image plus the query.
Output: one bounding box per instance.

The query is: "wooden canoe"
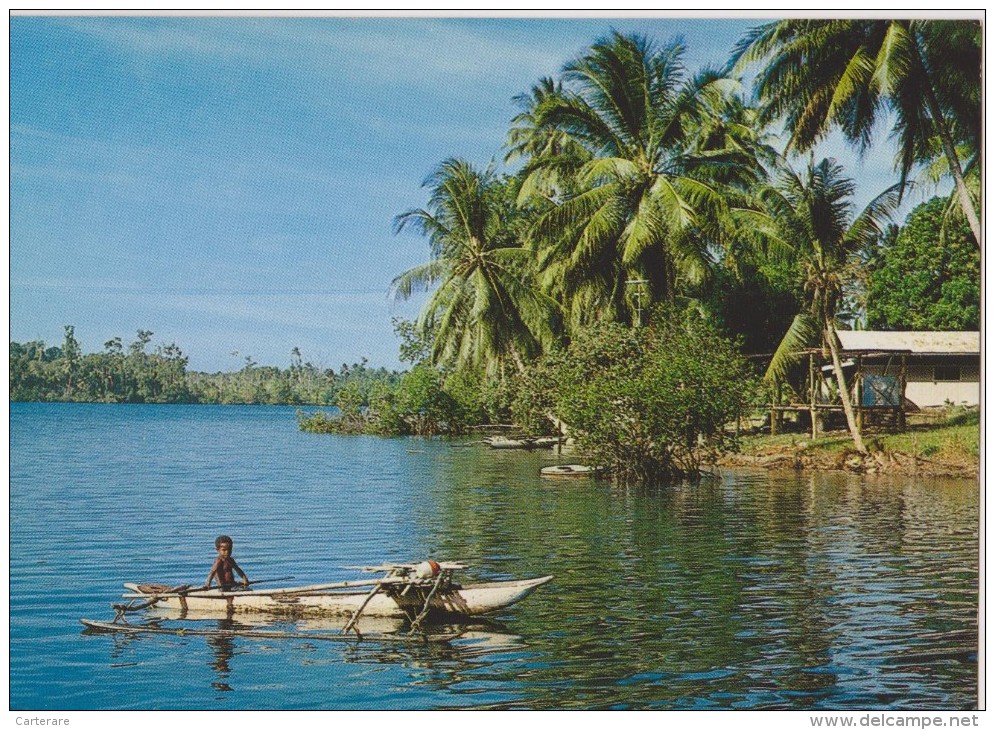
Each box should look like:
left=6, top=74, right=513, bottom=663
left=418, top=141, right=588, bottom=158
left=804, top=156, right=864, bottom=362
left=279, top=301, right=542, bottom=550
left=120, top=575, right=553, bottom=618
left=486, top=436, right=562, bottom=450
left=540, top=464, right=594, bottom=478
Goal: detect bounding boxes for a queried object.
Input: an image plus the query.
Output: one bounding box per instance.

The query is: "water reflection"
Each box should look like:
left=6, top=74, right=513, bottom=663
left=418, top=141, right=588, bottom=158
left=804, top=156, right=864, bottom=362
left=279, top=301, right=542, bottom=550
left=208, top=618, right=237, bottom=692
left=87, top=610, right=528, bottom=701
left=409, top=449, right=978, bottom=709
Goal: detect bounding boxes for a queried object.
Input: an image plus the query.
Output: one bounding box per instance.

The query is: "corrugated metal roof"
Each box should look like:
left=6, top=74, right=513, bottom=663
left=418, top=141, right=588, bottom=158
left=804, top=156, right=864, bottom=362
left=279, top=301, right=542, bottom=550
left=837, top=330, right=980, bottom=354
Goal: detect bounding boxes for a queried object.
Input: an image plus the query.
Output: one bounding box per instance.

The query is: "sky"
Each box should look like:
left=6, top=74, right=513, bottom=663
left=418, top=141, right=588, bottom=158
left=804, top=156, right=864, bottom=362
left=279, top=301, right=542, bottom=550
left=9, top=13, right=949, bottom=373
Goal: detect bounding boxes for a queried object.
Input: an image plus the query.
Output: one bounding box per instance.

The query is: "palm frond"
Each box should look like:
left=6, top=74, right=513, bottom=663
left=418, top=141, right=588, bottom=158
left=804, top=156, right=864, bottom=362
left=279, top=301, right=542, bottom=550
left=389, top=260, right=450, bottom=301
left=765, top=312, right=819, bottom=382
left=844, top=182, right=902, bottom=251
left=577, top=157, right=641, bottom=186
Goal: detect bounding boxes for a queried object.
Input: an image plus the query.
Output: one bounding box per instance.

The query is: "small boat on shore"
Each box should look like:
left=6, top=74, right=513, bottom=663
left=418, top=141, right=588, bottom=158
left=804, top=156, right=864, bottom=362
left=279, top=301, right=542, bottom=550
left=486, top=436, right=562, bottom=450
left=113, top=562, right=553, bottom=621
left=540, top=464, right=594, bottom=478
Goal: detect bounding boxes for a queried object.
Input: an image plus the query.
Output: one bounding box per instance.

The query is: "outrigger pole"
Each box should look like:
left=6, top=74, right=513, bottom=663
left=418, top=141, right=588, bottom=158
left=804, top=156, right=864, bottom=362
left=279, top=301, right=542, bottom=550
left=80, top=619, right=459, bottom=644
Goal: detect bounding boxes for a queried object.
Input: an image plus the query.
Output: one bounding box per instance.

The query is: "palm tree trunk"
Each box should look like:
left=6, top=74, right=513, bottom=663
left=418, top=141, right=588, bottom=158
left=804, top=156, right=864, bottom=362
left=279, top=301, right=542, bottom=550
left=908, top=26, right=982, bottom=247
left=825, top=318, right=866, bottom=454
left=922, top=85, right=981, bottom=247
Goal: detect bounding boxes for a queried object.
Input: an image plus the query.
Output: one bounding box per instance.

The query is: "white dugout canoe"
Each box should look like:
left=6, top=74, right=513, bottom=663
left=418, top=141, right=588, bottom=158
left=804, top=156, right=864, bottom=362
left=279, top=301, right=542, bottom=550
left=121, top=575, right=553, bottom=618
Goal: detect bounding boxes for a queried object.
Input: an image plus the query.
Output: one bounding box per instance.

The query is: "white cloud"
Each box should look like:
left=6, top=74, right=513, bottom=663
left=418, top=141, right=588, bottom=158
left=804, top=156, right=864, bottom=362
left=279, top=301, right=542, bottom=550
left=55, top=17, right=565, bottom=90
left=157, top=291, right=391, bottom=333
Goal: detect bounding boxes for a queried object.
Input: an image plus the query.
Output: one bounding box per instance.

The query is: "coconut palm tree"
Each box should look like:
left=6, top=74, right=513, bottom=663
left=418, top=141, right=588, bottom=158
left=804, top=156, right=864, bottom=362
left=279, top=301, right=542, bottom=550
left=761, top=157, right=901, bottom=454
left=390, top=159, right=558, bottom=374
left=732, top=19, right=982, bottom=246
left=513, top=32, right=757, bottom=331
left=505, top=77, right=591, bottom=204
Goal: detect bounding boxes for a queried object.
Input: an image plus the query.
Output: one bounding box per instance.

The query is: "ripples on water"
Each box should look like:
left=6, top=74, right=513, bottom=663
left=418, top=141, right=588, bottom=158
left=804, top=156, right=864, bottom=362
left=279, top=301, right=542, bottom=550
left=9, top=403, right=979, bottom=710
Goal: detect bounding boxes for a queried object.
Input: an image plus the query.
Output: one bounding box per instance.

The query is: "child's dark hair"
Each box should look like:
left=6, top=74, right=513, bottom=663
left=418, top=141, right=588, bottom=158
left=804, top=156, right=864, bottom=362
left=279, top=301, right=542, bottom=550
left=215, top=535, right=233, bottom=549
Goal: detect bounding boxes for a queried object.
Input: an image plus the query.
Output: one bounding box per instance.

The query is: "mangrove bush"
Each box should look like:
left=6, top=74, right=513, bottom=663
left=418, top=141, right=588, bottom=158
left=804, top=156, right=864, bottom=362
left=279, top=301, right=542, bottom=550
left=517, top=308, right=759, bottom=485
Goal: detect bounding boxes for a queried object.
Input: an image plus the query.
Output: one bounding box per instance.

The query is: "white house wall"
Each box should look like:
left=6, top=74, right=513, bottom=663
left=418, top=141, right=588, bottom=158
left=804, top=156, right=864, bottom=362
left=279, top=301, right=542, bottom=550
left=862, top=358, right=980, bottom=408
left=904, top=381, right=979, bottom=407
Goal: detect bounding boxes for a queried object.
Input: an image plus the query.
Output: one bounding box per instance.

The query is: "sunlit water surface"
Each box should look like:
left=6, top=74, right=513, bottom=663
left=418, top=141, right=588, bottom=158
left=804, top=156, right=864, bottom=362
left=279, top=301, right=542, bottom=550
left=10, top=403, right=979, bottom=710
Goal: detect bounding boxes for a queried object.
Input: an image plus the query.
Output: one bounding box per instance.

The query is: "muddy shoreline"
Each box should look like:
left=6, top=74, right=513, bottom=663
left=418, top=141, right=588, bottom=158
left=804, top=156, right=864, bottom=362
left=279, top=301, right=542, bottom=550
left=715, top=444, right=980, bottom=479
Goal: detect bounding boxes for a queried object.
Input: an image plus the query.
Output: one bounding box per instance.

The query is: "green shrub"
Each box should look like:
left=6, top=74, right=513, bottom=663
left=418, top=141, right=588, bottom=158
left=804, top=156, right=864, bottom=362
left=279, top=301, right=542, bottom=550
left=517, top=307, right=759, bottom=485
left=296, top=410, right=347, bottom=434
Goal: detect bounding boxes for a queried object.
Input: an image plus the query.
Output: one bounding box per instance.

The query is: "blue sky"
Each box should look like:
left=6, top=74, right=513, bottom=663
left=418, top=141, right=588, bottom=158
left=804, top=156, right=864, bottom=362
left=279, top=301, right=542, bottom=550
left=10, top=15, right=940, bottom=372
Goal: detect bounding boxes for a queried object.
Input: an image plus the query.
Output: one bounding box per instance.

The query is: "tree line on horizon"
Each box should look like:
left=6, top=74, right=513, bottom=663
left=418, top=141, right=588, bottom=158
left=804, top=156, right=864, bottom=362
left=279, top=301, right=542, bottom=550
left=9, top=326, right=401, bottom=406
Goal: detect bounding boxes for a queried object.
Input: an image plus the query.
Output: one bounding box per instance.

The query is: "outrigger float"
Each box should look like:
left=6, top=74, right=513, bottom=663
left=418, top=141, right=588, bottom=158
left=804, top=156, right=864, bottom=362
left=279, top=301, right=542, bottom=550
left=81, top=561, right=553, bottom=642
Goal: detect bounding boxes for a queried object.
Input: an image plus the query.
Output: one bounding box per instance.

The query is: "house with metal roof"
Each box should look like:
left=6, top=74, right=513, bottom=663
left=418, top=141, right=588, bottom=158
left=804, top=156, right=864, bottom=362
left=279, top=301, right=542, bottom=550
left=836, top=330, right=980, bottom=409
left=767, top=330, right=980, bottom=437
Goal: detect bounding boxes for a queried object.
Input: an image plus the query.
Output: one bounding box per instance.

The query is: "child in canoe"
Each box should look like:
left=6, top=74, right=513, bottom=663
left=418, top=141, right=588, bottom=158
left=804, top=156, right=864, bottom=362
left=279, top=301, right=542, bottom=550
left=205, top=535, right=250, bottom=590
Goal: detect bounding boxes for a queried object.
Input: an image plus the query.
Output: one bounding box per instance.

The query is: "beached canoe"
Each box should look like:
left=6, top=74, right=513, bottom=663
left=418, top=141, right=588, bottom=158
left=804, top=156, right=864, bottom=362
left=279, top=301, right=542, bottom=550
left=119, top=574, right=553, bottom=618
left=486, top=436, right=562, bottom=450
left=540, top=464, right=594, bottom=478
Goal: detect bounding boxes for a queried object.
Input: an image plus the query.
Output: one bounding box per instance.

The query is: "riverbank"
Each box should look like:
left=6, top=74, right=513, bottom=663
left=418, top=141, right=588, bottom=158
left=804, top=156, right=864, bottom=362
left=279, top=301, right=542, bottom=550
left=716, top=409, right=980, bottom=478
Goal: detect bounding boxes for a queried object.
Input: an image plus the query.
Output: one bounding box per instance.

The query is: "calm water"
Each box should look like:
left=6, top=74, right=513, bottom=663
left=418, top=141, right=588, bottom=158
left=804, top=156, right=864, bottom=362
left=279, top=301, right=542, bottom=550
left=9, top=403, right=979, bottom=710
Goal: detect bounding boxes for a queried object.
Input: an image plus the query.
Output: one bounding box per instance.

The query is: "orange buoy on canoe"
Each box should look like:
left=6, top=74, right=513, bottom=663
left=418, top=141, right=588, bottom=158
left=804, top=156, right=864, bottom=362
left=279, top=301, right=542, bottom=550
left=414, top=559, right=441, bottom=579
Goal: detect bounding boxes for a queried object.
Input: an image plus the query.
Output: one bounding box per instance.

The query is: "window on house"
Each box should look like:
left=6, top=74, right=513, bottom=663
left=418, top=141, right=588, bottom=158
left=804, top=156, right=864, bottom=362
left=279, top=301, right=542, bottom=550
left=934, top=366, right=961, bottom=382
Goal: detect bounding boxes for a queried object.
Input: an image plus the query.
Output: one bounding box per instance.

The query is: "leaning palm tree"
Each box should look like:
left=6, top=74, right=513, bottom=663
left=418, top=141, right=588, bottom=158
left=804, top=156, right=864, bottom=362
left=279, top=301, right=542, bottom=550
left=760, top=157, right=901, bottom=454
left=512, top=32, right=757, bottom=330
left=732, top=19, right=982, bottom=246
left=391, top=159, right=558, bottom=375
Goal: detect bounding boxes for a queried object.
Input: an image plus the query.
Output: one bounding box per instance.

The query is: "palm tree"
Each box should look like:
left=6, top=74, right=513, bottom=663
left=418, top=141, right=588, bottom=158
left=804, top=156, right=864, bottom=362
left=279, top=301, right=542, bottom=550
left=505, top=77, right=591, bottom=203
left=760, top=157, right=901, bottom=454
left=732, top=19, right=982, bottom=246
left=391, top=159, right=558, bottom=374
left=512, top=32, right=757, bottom=331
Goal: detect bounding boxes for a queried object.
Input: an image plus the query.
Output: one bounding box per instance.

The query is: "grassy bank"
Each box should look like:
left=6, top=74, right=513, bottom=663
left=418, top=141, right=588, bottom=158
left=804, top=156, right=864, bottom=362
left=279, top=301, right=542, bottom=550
left=717, top=407, right=980, bottom=478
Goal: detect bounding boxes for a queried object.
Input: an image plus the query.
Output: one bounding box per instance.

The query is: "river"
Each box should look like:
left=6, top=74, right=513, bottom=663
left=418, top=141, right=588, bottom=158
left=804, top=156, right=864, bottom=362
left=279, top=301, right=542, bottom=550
left=9, top=403, right=979, bottom=710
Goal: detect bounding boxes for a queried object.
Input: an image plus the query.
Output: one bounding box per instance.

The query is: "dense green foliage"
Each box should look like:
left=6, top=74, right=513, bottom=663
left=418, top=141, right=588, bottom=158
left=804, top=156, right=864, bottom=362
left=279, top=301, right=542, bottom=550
left=865, top=198, right=980, bottom=330
left=512, top=33, right=768, bottom=331
left=10, top=329, right=398, bottom=406
left=11, top=328, right=192, bottom=403
left=514, top=308, right=759, bottom=484
left=298, top=364, right=514, bottom=437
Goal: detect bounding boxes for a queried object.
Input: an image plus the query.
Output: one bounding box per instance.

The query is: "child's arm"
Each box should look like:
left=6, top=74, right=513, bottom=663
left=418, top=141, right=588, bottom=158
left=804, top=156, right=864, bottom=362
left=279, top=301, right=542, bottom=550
left=205, top=557, right=221, bottom=587
left=231, top=558, right=249, bottom=586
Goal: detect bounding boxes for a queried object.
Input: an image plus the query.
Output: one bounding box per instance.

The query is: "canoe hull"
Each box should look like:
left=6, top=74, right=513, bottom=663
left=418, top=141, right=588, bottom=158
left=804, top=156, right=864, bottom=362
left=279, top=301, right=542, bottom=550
left=540, top=464, right=593, bottom=478
left=122, top=576, right=553, bottom=618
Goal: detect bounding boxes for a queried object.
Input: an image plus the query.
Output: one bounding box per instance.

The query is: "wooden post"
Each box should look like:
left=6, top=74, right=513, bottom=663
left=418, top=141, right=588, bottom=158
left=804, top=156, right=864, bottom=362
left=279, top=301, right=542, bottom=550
left=770, top=381, right=781, bottom=436
left=855, top=355, right=863, bottom=432
left=899, top=354, right=908, bottom=431
left=810, top=352, right=818, bottom=440
left=342, top=582, right=384, bottom=634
